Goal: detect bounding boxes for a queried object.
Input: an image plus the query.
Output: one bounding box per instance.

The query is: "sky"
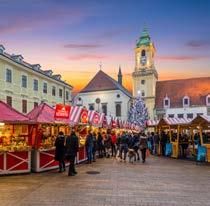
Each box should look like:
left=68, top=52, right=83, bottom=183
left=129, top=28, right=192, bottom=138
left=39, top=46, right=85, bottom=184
left=0, top=0, right=210, bottom=93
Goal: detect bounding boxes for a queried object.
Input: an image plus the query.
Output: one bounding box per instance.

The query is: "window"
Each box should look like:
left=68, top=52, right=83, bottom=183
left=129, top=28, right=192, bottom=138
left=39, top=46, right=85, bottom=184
left=66, top=91, right=69, bottom=100
left=187, top=113, right=193, bottom=119
left=141, top=91, right=145, bottom=97
left=52, top=86, right=56, bottom=96
left=208, top=108, right=210, bottom=116
left=168, top=114, right=174, bottom=118
left=43, top=82, right=47, bottom=94
left=6, top=96, right=12, bottom=107
left=21, top=75, right=27, bottom=88
left=141, top=50, right=146, bottom=57
left=22, top=100, right=27, bottom=113
left=6, top=69, right=12, bottom=83
left=117, top=94, right=120, bottom=98
left=34, top=102, right=38, bottom=108
left=197, top=113, right=203, bottom=116
left=206, top=95, right=210, bottom=106
left=163, top=96, right=170, bottom=108
left=89, top=104, right=94, bottom=111
left=102, top=103, right=107, bottom=115
left=178, top=114, right=184, bottom=118
left=59, top=89, right=63, bottom=98
left=33, top=79, right=38, bottom=91
left=141, top=80, right=145, bottom=85
left=183, top=96, right=190, bottom=107
left=116, top=103, right=121, bottom=117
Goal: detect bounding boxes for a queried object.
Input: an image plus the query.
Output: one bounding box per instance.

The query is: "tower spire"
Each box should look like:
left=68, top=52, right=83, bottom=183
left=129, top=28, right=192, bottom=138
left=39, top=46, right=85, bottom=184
left=118, top=65, right=122, bottom=85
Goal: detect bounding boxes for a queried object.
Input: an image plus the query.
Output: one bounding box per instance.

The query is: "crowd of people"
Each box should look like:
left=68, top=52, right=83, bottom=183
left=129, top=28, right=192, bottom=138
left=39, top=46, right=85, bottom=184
left=54, top=129, right=151, bottom=176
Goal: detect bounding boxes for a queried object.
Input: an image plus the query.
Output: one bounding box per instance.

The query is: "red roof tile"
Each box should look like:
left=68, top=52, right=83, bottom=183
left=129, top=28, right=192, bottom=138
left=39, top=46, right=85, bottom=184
left=155, top=77, right=210, bottom=108
left=79, top=70, right=131, bottom=97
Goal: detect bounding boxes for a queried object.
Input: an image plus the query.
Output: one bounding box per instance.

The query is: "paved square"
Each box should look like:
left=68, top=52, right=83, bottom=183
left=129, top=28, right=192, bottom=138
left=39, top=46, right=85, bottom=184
left=0, top=156, right=210, bottom=206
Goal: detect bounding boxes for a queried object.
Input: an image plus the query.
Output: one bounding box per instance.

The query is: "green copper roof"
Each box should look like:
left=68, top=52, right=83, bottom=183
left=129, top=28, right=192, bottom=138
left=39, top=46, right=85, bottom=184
left=136, top=28, right=151, bottom=47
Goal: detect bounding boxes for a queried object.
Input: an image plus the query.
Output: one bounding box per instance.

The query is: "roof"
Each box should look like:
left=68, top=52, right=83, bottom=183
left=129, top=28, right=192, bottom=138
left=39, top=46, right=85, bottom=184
left=0, top=49, right=73, bottom=89
left=136, top=27, right=151, bottom=47
left=0, top=101, right=29, bottom=123
left=79, top=70, right=132, bottom=97
left=155, top=77, right=210, bottom=108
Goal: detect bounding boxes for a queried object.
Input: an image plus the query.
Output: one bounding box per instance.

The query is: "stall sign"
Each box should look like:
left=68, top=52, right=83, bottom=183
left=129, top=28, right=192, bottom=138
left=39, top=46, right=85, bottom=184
left=80, top=109, right=88, bottom=124
left=93, top=113, right=100, bottom=125
left=54, top=104, right=71, bottom=119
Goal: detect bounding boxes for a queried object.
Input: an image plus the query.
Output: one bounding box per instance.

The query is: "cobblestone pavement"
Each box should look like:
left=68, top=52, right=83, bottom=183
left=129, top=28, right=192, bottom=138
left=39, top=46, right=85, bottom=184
left=0, top=156, right=210, bottom=206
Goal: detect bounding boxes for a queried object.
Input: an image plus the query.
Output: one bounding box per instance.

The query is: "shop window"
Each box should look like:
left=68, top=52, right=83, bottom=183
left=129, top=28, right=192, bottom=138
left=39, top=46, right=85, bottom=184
left=22, top=99, right=27, bottom=113
left=21, top=75, right=27, bottom=88
left=178, top=114, right=184, bottom=118
left=6, top=68, right=12, bottom=83
left=66, top=91, right=69, bottom=100
left=102, top=103, right=107, bottom=115
left=33, top=79, right=38, bottom=91
left=183, top=96, right=190, bottom=107
left=34, top=102, right=38, bottom=108
left=116, top=103, right=121, bottom=117
left=59, top=89, right=63, bottom=98
left=43, top=82, right=47, bottom=94
left=89, top=104, right=94, bottom=111
left=187, top=113, right=193, bottom=119
left=6, top=96, right=12, bottom=107
left=52, top=86, right=56, bottom=96
left=163, top=96, right=170, bottom=108
left=168, top=114, right=174, bottom=118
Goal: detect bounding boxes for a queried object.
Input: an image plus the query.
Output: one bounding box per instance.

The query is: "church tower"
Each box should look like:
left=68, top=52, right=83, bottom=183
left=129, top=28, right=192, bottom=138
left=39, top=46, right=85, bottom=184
left=132, top=27, right=158, bottom=120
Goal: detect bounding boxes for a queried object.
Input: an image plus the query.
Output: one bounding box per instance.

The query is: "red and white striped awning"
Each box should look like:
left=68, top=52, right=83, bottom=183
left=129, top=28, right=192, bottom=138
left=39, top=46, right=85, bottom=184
left=161, top=117, right=192, bottom=126
left=69, top=106, right=83, bottom=125
left=88, top=110, right=105, bottom=127
left=147, top=119, right=159, bottom=127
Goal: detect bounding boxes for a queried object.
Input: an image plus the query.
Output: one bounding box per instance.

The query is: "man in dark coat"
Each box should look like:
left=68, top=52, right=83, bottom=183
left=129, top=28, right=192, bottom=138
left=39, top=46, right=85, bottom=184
left=85, top=130, right=93, bottom=164
left=65, top=130, right=79, bottom=176
left=54, top=131, right=66, bottom=173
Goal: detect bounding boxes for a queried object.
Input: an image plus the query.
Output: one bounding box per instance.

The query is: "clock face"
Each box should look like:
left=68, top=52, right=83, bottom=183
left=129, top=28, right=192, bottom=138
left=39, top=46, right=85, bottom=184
left=140, top=56, right=146, bottom=66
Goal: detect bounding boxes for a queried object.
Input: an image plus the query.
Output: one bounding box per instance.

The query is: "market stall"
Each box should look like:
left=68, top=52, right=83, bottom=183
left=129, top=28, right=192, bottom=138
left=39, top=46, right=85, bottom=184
left=0, top=101, right=32, bottom=175
left=191, top=115, right=210, bottom=162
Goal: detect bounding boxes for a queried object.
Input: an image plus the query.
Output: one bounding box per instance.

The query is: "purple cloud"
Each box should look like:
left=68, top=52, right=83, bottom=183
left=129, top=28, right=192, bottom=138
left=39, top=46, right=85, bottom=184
left=156, top=55, right=209, bottom=61
left=185, top=40, right=210, bottom=48
left=64, top=43, right=103, bottom=49
left=66, top=54, right=107, bottom=61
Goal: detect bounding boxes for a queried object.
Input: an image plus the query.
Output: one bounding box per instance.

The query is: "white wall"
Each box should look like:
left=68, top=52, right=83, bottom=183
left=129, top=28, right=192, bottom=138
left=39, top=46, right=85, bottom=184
left=74, top=90, right=131, bottom=121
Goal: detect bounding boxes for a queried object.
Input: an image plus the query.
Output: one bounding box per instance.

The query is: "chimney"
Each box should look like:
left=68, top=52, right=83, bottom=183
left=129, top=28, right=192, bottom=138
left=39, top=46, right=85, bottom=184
left=118, top=66, right=122, bottom=85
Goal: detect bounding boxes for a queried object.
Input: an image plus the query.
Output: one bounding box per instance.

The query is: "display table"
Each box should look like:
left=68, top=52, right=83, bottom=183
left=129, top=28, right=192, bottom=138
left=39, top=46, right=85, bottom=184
left=0, top=150, right=31, bottom=175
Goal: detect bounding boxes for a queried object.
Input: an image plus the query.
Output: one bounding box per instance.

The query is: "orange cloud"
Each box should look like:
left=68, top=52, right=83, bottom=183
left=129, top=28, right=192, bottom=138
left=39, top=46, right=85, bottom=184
left=66, top=54, right=107, bottom=61
left=156, top=55, right=209, bottom=61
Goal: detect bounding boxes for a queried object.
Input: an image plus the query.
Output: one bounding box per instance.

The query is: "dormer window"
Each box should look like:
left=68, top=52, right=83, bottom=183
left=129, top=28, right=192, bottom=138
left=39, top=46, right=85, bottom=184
left=44, top=70, right=53, bottom=76
left=163, top=96, right=170, bottom=108
left=206, top=94, right=210, bottom=106
left=0, top=45, right=5, bottom=54
left=11, top=54, right=24, bottom=62
left=53, top=74, right=61, bottom=80
left=183, top=96, right=190, bottom=107
left=32, top=64, right=41, bottom=71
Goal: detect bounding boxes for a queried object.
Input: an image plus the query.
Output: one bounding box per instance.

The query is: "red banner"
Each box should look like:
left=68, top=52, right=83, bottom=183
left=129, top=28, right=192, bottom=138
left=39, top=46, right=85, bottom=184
left=80, top=109, right=88, bottom=124
left=54, top=104, right=71, bottom=119
left=93, top=112, right=100, bottom=125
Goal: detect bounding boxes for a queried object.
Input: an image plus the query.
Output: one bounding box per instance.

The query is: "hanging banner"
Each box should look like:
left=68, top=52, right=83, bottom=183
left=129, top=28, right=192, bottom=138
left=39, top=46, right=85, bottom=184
left=92, top=112, right=100, bottom=125
left=80, top=109, right=88, bottom=124
left=54, top=104, right=71, bottom=119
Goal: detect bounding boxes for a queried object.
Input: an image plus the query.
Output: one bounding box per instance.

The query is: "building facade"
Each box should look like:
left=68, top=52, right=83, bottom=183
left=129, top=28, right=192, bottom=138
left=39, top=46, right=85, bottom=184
left=0, top=44, right=73, bottom=114
left=132, top=28, right=210, bottom=120
left=74, top=69, right=131, bottom=121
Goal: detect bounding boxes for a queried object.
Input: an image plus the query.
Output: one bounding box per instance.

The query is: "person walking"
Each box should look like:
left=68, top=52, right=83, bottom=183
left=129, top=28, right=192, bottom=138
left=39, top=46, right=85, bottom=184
left=133, top=133, right=140, bottom=161
left=54, top=131, right=66, bottom=173
left=97, top=132, right=103, bottom=158
left=116, top=132, right=122, bottom=157
left=92, top=132, right=97, bottom=162
left=111, top=131, right=117, bottom=157
left=85, top=130, right=93, bottom=164
left=65, top=130, right=79, bottom=176
left=139, top=132, right=148, bottom=163
left=104, top=130, right=112, bottom=158
left=119, top=131, right=129, bottom=162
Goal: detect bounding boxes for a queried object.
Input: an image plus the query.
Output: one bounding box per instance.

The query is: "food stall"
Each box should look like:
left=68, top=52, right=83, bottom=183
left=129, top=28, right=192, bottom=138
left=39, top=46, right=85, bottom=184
left=0, top=101, right=32, bottom=175
left=191, top=115, right=210, bottom=162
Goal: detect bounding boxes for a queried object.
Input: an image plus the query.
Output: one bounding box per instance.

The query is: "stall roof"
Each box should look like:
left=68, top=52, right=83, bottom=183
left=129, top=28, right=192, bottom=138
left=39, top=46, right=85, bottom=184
left=0, top=101, right=29, bottom=123
left=191, top=115, right=210, bottom=126
left=147, top=119, right=159, bottom=127
left=158, top=117, right=192, bottom=127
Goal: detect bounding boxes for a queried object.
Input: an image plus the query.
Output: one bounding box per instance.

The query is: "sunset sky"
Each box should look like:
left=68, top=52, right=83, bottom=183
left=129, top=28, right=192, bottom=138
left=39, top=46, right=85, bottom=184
left=1, top=0, right=210, bottom=93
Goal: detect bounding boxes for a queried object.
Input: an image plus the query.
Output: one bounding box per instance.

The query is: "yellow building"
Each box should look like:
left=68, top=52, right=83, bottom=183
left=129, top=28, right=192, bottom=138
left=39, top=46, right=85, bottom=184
left=0, top=44, right=73, bottom=114
left=132, top=28, right=158, bottom=120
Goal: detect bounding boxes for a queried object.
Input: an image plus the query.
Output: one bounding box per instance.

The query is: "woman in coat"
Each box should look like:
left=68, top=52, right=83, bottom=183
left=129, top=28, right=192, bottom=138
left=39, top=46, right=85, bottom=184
left=54, top=131, right=66, bottom=172
left=139, top=132, right=148, bottom=163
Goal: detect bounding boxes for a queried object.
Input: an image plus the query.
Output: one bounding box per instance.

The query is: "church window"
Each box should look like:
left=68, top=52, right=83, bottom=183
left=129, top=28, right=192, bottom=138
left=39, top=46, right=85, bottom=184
left=141, top=80, right=145, bottom=85
left=89, top=104, right=94, bottom=111
left=115, top=103, right=121, bottom=117
left=102, top=103, right=107, bottom=115
left=163, top=96, right=170, bottom=108
left=141, top=50, right=146, bottom=57
left=183, top=96, right=190, bottom=107
left=206, top=94, right=210, bottom=106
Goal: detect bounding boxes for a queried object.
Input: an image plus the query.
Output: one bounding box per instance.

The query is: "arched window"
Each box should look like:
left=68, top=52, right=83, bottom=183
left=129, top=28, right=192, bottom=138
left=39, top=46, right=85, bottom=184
left=163, top=96, right=170, bottom=108
left=141, top=50, right=146, bottom=57
left=183, top=96, right=190, bottom=107
left=89, top=104, right=94, bottom=111
left=116, top=103, right=121, bottom=117
left=102, top=103, right=107, bottom=115
left=206, top=94, right=210, bottom=106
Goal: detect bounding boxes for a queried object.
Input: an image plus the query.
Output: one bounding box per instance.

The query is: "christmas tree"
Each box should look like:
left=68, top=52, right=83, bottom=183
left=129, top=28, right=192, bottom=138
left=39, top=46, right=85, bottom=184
left=128, top=94, right=149, bottom=127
